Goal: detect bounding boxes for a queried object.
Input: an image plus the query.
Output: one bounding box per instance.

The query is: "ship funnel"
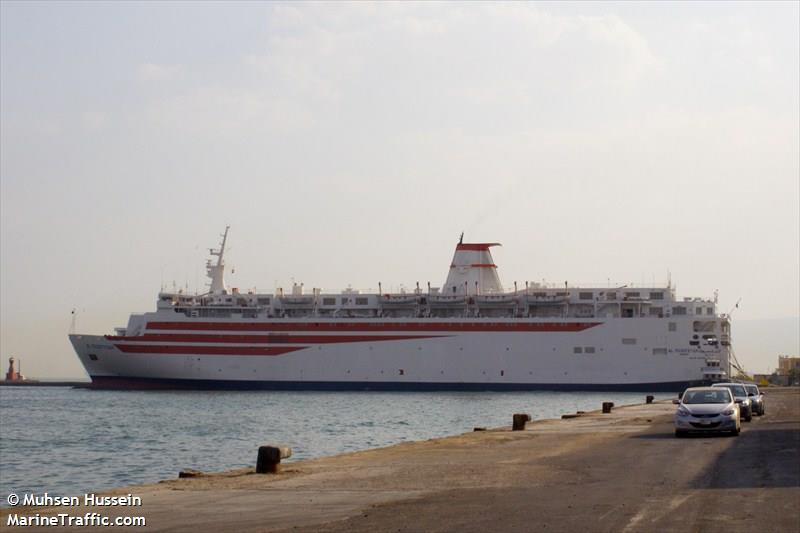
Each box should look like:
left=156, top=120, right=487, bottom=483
left=443, top=241, right=503, bottom=295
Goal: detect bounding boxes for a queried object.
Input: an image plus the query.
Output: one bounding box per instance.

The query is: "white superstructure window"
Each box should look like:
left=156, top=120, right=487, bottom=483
left=622, top=338, right=637, bottom=345
left=579, top=292, right=593, bottom=300
left=669, top=322, right=677, bottom=332
left=672, top=306, right=687, bottom=315
left=649, top=292, right=664, bottom=300
left=585, top=347, right=596, bottom=354
left=355, top=297, right=369, bottom=305
left=573, top=347, right=583, bottom=354
left=322, top=297, right=336, bottom=306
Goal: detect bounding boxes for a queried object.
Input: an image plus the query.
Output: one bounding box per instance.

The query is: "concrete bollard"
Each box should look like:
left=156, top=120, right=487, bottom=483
left=512, top=413, right=531, bottom=431
left=256, top=445, right=292, bottom=474
left=646, top=395, right=654, bottom=404
left=602, top=402, right=614, bottom=413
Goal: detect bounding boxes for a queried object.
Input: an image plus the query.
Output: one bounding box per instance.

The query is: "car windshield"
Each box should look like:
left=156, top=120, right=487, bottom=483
left=724, top=384, right=747, bottom=397
left=683, top=390, right=732, bottom=404
left=745, top=385, right=759, bottom=395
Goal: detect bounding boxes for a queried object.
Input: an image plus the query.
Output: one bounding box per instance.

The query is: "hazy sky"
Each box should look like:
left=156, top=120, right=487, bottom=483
left=1, top=1, right=798, bottom=377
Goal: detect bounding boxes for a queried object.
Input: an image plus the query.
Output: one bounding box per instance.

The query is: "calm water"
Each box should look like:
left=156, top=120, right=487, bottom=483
left=0, top=387, right=672, bottom=501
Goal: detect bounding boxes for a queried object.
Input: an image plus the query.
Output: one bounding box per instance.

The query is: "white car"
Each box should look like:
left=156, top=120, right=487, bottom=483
left=674, top=386, right=741, bottom=437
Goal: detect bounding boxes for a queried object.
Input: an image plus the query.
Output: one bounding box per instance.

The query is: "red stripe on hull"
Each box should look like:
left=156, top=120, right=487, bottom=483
left=113, top=345, right=304, bottom=356
left=107, top=333, right=445, bottom=344
left=144, top=321, right=600, bottom=333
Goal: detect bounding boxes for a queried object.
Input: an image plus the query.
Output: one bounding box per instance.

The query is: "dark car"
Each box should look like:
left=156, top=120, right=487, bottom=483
left=711, top=383, right=753, bottom=422
left=744, top=383, right=765, bottom=415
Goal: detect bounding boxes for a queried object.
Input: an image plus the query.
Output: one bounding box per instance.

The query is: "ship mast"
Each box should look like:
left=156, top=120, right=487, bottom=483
left=206, top=226, right=230, bottom=294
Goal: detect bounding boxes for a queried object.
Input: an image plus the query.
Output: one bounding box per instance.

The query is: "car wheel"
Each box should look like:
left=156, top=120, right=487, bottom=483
left=745, top=412, right=752, bottom=422
left=731, top=426, right=740, bottom=436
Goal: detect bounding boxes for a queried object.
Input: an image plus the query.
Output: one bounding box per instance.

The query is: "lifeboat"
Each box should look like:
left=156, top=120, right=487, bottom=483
left=428, top=295, right=467, bottom=306
left=475, top=294, right=517, bottom=306
left=381, top=294, right=418, bottom=306
left=525, top=294, right=567, bottom=305
left=280, top=296, right=314, bottom=306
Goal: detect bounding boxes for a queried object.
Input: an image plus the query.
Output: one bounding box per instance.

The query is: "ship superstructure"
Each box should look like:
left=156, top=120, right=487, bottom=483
left=70, top=228, right=731, bottom=390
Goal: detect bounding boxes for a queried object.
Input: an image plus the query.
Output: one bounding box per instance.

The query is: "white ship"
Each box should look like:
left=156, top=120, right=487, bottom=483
left=69, top=228, right=730, bottom=390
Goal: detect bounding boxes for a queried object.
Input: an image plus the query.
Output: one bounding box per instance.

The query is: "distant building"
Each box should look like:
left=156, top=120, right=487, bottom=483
left=777, top=355, right=800, bottom=375
left=752, top=373, right=772, bottom=385
left=5, top=357, right=23, bottom=381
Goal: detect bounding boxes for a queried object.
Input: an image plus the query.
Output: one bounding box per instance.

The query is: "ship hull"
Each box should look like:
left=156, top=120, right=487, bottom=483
left=85, top=375, right=707, bottom=392
left=69, top=316, right=725, bottom=392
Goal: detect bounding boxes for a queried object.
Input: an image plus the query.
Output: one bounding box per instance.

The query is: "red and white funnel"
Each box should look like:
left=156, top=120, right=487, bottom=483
left=443, top=239, right=503, bottom=295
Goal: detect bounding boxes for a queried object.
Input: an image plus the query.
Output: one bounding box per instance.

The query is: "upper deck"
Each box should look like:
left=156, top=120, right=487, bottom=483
left=152, top=284, right=719, bottom=321
left=122, top=229, right=723, bottom=329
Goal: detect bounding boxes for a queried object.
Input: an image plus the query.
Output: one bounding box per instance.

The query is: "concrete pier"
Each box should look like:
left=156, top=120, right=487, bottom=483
left=3, top=388, right=798, bottom=532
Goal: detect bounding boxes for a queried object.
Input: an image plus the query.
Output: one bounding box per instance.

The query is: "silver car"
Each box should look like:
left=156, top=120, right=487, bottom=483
left=674, top=387, right=741, bottom=437
left=711, top=382, right=753, bottom=421
left=744, top=383, right=765, bottom=415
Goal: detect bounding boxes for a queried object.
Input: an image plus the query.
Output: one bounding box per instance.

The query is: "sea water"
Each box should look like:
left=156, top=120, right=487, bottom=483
left=0, top=387, right=672, bottom=501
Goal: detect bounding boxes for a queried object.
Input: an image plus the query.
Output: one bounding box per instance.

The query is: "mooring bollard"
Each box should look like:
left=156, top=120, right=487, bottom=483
left=512, top=413, right=531, bottom=431
left=646, top=395, right=654, bottom=404
left=256, top=445, right=292, bottom=474
left=602, top=402, right=614, bottom=413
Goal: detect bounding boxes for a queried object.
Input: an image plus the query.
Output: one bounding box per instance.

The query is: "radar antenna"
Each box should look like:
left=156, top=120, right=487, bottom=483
left=206, top=226, right=230, bottom=294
